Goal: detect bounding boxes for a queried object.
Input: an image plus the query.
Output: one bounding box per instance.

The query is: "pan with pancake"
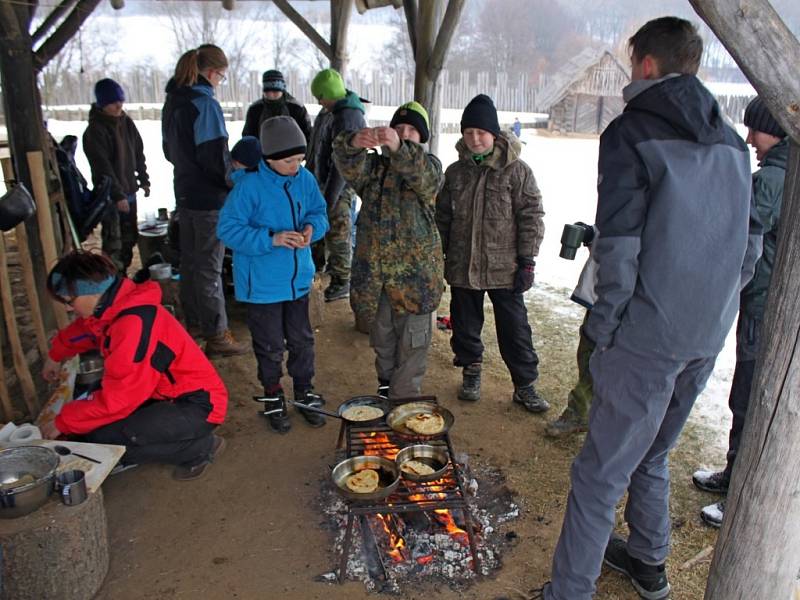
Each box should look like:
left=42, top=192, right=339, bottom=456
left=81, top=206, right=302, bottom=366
left=332, top=455, right=400, bottom=501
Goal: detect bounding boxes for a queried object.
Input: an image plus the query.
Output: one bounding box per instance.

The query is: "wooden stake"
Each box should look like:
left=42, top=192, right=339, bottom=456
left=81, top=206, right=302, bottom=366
left=26, top=150, right=68, bottom=328
left=0, top=233, right=39, bottom=417
left=679, top=545, right=714, bottom=571
left=0, top=320, right=15, bottom=422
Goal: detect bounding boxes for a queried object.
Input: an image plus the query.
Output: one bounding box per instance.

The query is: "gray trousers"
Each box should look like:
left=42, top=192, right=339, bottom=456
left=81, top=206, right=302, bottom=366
left=546, top=344, right=717, bottom=600
left=178, top=208, right=227, bottom=337
left=370, top=290, right=432, bottom=399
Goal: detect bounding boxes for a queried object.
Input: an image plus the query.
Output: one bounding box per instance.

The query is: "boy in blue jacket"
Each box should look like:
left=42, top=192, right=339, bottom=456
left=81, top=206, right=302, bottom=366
left=218, top=116, right=329, bottom=433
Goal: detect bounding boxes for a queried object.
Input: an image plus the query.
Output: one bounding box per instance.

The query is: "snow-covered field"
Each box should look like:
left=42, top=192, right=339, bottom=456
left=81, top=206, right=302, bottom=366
left=40, top=114, right=758, bottom=457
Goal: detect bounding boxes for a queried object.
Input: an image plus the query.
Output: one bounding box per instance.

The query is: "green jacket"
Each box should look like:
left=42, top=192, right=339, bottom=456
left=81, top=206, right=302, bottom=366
left=435, top=132, right=544, bottom=289
left=741, top=137, right=788, bottom=319
left=333, top=132, right=444, bottom=319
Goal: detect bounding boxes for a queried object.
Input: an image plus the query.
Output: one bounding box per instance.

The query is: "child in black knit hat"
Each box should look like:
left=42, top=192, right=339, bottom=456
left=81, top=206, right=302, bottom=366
left=435, top=93, right=548, bottom=413
left=230, top=136, right=262, bottom=171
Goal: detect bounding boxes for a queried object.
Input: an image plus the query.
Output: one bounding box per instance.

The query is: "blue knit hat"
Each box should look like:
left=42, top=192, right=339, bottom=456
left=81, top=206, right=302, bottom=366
left=51, top=273, right=116, bottom=299
left=94, top=78, right=125, bottom=107
left=231, top=136, right=263, bottom=168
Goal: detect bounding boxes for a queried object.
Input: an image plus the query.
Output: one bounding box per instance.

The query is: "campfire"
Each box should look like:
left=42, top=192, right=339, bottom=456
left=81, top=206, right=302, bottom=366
left=318, top=397, right=520, bottom=593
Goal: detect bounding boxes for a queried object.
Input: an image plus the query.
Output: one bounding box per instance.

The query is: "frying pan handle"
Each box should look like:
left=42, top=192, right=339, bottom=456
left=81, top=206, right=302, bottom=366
left=288, top=400, right=340, bottom=419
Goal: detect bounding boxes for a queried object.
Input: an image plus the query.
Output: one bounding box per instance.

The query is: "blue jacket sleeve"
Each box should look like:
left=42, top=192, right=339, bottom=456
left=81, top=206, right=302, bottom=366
left=299, top=170, right=329, bottom=243
left=217, top=181, right=274, bottom=256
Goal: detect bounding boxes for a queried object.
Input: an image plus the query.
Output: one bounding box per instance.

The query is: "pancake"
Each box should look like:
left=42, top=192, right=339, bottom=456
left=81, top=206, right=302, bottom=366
left=341, top=405, right=384, bottom=421
left=345, top=468, right=380, bottom=493
left=400, top=459, right=436, bottom=476
left=405, top=412, right=445, bottom=435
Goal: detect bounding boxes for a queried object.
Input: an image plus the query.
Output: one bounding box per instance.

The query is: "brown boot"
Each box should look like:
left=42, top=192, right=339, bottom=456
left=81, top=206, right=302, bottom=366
left=205, top=330, right=249, bottom=357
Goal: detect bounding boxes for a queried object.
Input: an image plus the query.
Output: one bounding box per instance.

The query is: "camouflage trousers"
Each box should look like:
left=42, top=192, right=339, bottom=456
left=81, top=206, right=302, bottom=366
left=314, top=187, right=354, bottom=281
left=101, top=194, right=139, bottom=273
left=563, top=312, right=595, bottom=422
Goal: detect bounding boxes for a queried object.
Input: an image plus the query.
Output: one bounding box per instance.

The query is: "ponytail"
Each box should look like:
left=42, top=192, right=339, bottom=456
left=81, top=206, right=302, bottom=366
left=173, top=44, right=228, bottom=87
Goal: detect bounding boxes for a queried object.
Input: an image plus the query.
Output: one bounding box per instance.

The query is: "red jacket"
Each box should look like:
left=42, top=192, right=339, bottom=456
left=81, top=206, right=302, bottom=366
left=51, top=278, right=228, bottom=435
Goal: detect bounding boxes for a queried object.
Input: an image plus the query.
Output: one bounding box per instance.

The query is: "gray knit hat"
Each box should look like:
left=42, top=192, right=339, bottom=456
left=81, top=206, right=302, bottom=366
left=259, top=116, right=307, bottom=160
left=744, top=97, right=786, bottom=138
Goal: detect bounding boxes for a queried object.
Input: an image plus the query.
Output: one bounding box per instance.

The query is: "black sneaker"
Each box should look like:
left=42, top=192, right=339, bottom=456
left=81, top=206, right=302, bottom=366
left=692, top=469, right=729, bottom=494
left=603, top=534, right=670, bottom=600
left=513, top=383, right=550, bottom=413
left=700, top=501, right=724, bottom=528
left=254, top=389, right=291, bottom=434
left=377, top=381, right=390, bottom=399
left=458, top=363, right=481, bottom=402
left=295, top=388, right=326, bottom=428
left=324, top=279, right=350, bottom=302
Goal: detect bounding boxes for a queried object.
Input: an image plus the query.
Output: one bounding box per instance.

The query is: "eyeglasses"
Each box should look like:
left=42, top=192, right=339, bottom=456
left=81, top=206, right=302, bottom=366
left=214, top=70, right=227, bottom=83
left=62, top=297, right=76, bottom=307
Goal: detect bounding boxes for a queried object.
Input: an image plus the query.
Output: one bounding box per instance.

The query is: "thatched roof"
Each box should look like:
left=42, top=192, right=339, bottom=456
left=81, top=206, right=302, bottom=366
left=536, top=48, right=629, bottom=111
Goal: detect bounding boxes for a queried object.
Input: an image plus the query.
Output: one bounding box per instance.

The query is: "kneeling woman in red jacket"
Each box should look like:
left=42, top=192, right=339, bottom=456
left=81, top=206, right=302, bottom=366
left=40, top=252, right=228, bottom=481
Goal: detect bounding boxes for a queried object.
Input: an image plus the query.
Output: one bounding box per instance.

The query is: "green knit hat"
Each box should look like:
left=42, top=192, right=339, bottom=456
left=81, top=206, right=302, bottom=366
left=390, top=101, right=430, bottom=143
left=310, top=69, right=346, bottom=101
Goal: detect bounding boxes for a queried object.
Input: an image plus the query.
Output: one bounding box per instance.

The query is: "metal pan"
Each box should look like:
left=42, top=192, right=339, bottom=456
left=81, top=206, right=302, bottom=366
left=331, top=455, right=400, bottom=502
left=289, top=395, right=390, bottom=425
left=386, top=402, right=454, bottom=440
left=394, top=444, right=450, bottom=483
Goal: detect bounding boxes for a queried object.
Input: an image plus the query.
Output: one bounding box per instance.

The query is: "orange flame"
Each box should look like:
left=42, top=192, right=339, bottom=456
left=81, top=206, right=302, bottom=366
left=417, top=554, right=434, bottom=565
left=358, top=432, right=399, bottom=459
left=376, top=513, right=406, bottom=562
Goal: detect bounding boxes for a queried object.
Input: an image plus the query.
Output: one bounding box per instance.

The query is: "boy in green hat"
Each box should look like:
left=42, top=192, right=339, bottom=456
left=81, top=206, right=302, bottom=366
left=332, top=101, right=443, bottom=398
left=306, top=68, right=367, bottom=302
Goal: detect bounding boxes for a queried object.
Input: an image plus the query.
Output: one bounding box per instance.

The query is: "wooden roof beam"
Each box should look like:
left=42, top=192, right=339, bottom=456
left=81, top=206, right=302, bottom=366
left=33, top=0, right=102, bottom=71
left=272, top=0, right=332, bottom=61
left=427, top=0, right=464, bottom=79
left=31, top=0, right=78, bottom=46
left=402, top=0, right=417, bottom=60
left=330, top=0, right=354, bottom=73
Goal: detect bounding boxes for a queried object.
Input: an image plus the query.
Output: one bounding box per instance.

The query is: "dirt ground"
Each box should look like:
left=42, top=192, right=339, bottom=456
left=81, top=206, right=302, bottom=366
left=94, top=287, right=723, bottom=600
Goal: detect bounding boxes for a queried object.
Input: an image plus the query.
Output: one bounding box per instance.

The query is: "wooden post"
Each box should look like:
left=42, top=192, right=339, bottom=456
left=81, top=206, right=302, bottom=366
left=0, top=233, right=39, bottom=417
left=26, top=150, right=68, bottom=328
left=330, top=0, right=354, bottom=75
left=0, top=322, right=15, bottom=421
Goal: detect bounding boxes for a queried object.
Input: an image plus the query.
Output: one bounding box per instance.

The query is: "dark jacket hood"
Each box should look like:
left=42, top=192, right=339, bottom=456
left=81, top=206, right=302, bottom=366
left=624, top=75, right=726, bottom=146
left=88, top=104, right=128, bottom=124
left=333, top=90, right=367, bottom=114
left=762, top=136, right=789, bottom=169
left=455, top=131, right=522, bottom=170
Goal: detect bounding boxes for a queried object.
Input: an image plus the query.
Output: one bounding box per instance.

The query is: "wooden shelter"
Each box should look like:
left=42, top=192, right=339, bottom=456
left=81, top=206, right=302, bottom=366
left=537, top=48, right=630, bottom=135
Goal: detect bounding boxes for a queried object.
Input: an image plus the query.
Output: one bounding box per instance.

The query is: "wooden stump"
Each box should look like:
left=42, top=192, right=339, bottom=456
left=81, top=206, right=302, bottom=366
left=0, top=490, right=109, bottom=600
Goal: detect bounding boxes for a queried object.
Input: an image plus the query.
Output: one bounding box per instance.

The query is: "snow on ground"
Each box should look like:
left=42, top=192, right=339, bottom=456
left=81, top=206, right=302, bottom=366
left=42, top=115, right=758, bottom=457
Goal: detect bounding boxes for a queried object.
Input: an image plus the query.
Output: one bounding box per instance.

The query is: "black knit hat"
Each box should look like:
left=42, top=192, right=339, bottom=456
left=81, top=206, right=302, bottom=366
left=389, top=101, right=430, bottom=143
left=461, top=94, right=500, bottom=136
left=231, top=136, right=262, bottom=168
left=744, top=97, right=786, bottom=138
left=260, top=116, right=306, bottom=160
left=262, top=69, right=286, bottom=92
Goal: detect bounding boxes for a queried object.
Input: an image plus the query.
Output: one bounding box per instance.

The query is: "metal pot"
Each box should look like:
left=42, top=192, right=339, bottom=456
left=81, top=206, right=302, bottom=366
left=0, top=446, right=59, bottom=518
left=76, top=357, right=104, bottom=386
left=394, top=444, right=450, bottom=483
left=332, top=455, right=399, bottom=502
left=148, top=262, right=172, bottom=281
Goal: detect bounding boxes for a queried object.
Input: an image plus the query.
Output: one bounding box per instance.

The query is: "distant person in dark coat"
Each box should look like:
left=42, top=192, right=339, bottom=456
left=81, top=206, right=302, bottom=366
left=242, top=69, right=312, bottom=142
left=83, top=78, right=149, bottom=273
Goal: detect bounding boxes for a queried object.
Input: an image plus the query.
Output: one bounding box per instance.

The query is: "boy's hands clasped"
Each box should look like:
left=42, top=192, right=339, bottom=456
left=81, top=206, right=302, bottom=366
left=352, top=127, right=401, bottom=153
left=272, top=224, right=314, bottom=249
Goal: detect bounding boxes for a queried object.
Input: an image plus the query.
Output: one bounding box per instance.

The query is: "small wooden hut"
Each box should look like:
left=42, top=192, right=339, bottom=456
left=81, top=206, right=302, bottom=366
left=537, top=48, right=630, bottom=135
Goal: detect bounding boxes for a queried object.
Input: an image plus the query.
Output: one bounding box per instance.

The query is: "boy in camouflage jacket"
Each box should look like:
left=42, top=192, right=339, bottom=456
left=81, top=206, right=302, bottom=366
left=333, top=101, right=444, bottom=398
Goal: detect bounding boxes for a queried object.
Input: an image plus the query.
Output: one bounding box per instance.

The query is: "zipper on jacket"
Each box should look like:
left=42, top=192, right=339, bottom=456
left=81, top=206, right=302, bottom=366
left=283, top=181, right=299, bottom=300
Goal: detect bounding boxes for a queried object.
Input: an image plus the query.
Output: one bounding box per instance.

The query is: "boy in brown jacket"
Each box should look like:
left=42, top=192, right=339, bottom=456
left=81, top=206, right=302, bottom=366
left=435, top=94, right=547, bottom=412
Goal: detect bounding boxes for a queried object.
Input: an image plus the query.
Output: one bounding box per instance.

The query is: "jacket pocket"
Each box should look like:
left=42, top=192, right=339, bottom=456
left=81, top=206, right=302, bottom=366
left=484, top=180, right=513, bottom=219
left=150, top=342, right=177, bottom=384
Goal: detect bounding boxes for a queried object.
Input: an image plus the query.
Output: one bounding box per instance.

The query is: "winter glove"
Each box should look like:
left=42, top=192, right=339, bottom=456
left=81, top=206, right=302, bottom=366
left=512, top=257, right=535, bottom=294
left=575, top=221, right=595, bottom=246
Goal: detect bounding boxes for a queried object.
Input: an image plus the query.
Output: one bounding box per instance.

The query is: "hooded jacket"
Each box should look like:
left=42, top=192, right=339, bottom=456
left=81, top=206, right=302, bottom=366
left=585, top=74, right=762, bottom=359
left=306, top=90, right=367, bottom=204
left=242, top=93, right=312, bottom=142
left=162, top=77, right=231, bottom=211
left=741, top=137, right=788, bottom=319
left=333, top=132, right=444, bottom=319
left=82, top=105, right=149, bottom=201
left=217, top=161, right=329, bottom=304
left=50, top=278, right=228, bottom=435
left=435, top=131, right=545, bottom=289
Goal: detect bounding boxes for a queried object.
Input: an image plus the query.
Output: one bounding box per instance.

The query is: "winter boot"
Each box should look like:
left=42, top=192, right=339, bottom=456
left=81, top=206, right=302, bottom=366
left=692, top=469, right=729, bottom=494
left=377, top=380, right=390, bottom=399
left=700, top=501, right=725, bottom=528
left=324, top=278, right=350, bottom=302
left=254, top=387, right=291, bottom=434
left=173, top=435, right=226, bottom=481
left=513, top=383, right=550, bottom=413
left=545, top=407, right=588, bottom=437
left=205, top=329, right=249, bottom=358
left=604, top=533, right=670, bottom=600
left=295, top=388, right=327, bottom=428
left=458, top=363, right=482, bottom=402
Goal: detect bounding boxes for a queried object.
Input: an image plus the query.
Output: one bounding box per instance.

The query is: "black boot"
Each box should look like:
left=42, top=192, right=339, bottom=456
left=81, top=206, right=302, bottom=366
left=295, top=388, right=326, bottom=428
left=458, top=363, right=481, bottom=402
left=377, top=380, right=390, bottom=399
left=254, top=388, right=291, bottom=434
left=324, top=278, right=350, bottom=302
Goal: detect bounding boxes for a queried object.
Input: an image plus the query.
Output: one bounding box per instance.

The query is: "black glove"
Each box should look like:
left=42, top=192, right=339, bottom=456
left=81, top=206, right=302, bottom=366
left=575, top=221, right=595, bottom=246
left=513, top=257, right=535, bottom=294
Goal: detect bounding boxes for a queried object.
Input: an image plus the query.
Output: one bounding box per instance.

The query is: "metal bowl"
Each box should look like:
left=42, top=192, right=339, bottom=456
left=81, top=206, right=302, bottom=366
left=76, top=357, right=104, bottom=386
left=331, top=455, right=399, bottom=502
left=336, top=395, right=391, bottom=425
left=394, top=444, right=450, bottom=483
left=0, top=446, right=59, bottom=518
left=386, top=402, right=454, bottom=440
left=148, top=262, right=172, bottom=281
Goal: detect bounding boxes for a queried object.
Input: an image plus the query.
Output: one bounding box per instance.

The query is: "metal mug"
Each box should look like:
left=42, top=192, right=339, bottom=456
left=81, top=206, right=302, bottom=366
left=56, top=469, right=87, bottom=506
